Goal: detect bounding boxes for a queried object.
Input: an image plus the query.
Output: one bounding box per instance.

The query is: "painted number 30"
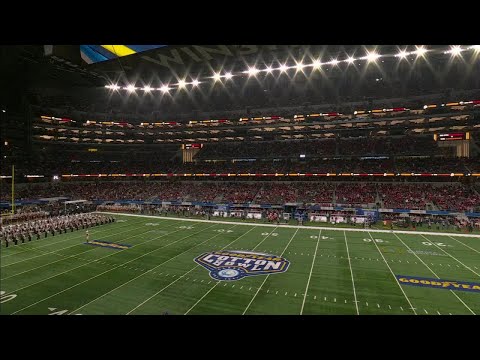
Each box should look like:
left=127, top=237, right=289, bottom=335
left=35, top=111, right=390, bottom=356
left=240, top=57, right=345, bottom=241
left=422, top=242, right=447, bottom=247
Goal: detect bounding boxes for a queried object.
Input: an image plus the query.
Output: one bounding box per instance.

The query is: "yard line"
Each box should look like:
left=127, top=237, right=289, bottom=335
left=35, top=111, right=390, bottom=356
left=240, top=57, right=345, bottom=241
left=367, top=231, right=417, bottom=315
left=420, top=235, right=480, bottom=278
left=123, top=226, right=256, bottom=315
left=393, top=233, right=475, bottom=315
left=1, top=220, right=146, bottom=268
left=242, top=228, right=300, bottom=315
left=3, top=222, right=184, bottom=296
left=448, top=235, right=480, bottom=255
left=300, top=230, right=321, bottom=315
left=0, top=218, right=138, bottom=258
left=71, top=224, right=237, bottom=314
left=98, top=212, right=480, bottom=238
left=10, top=221, right=211, bottom=313
left=343, top=230, right=359, bottom=315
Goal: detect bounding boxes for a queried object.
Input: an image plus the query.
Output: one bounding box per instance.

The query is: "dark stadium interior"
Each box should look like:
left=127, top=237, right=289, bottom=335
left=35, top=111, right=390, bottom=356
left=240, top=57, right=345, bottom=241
left=1, top=44, right=480, bottom=221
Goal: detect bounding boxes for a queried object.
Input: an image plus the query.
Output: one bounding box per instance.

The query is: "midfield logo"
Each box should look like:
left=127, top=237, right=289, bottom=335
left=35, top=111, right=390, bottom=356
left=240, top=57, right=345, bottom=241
left=195, top=250, right=290, bottom=281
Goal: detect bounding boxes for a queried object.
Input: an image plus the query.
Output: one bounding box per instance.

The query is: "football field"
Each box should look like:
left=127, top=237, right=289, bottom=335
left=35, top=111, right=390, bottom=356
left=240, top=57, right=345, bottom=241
left=1, top=212, right=480, bottom=315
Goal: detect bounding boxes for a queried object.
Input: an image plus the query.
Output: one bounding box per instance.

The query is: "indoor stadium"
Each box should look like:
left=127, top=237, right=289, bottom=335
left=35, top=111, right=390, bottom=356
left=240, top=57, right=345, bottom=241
left=1, top=44, right=480, bottom=315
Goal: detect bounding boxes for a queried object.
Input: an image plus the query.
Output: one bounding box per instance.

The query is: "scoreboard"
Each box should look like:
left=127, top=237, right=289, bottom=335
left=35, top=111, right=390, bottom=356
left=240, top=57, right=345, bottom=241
left=182, top=143, right=203, bottom=149
left=434, top=132, right=470, bottom=141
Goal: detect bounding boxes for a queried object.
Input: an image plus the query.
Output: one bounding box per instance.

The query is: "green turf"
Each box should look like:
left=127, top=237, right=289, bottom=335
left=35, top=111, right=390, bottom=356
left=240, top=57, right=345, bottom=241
left=1, top=213, right=480, bottom=315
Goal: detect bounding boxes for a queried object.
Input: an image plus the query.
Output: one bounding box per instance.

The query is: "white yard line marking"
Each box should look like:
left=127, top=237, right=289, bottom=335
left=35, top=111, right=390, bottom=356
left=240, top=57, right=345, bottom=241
left=10, top=221, right=210, bottom=314
left=448, top=235, right=480, bottom=255
left=367, top=231, right=417, bottom=315
left=98, top=211, right=480, bottom=238
left=393, top=233, right=475, bottom=315
left=343, top=230, right=359, bottom=315
left=3, top=222, right=188, bottom=298
left=0, top=222, right=144, bottom=269
left=242, top=228, right=300, bottom=315
left=300, top=229, right=321, bottom=315
left=420, top=235, right=480, bottom=278
left=74, top=224, right=248, bottom=315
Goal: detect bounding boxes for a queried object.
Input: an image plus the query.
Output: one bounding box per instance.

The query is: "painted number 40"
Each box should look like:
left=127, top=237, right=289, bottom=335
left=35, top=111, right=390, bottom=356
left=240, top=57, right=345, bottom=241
left=363, top=238, right=386, bottom=243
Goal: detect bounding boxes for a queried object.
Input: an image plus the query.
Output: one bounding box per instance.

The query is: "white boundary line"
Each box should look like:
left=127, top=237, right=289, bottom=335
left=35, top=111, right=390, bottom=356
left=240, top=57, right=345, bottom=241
left=420, top=234, right=480, bottom=278
left=2, top=220, right=191, bottom=298
left=344, top=230, right=360, bottom=315
left=1, top=219, right=153, bottom=268
left=11, top=222, right=216, bottom=314
left=242, top=228, right=300, bottom=315
left=1, top=220, right=169, bottom=280
left=97, top=212, right=480, bottom=238
left=72, top=224, right=245, bottom=315
left=367, top=231, right=417, bottom=315
left=300, top=229, right=321, bottom=315
left=392, top=233, right=475, bottom=315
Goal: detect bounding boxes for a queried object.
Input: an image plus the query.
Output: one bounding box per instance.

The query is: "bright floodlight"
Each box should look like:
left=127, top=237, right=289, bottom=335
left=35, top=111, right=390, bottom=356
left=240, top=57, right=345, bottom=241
left=364, top=51, right=381, bottom=62
left=213, top=73, right=222, bottom=81
left=346, top=57, right=355, bottom=64
left=450, top=45, right=463, bottom=56
left=415, top=46, right=427, bottom=56
left=295, top=62, right=305, bottom=70
left=178, top=80, right=187, bottom=88
left=396, top=50, right=408, bottom=58
left=160, top=85, right=171, bottom=93
left=125, top=85, right=136, bottom=92
left=265, top=66, right=273, bottom=73
left=329, top=59, right=339, bottom=66
left=142, top=86, right=152, bottom=92
left=278, top=64, right=289, bottom=72
left=224, top=72, right=233, bottom=79
left=246, top=67, right=259, bottom=76
left=470, top=45, right=480, bottom=51
left=312, top=59, right=321, bottom=68
left=191, top=79, right=200, bottom=86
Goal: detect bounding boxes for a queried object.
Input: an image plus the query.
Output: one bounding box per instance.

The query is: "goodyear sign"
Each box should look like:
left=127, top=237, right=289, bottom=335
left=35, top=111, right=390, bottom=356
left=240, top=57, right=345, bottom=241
left=85, top=240, right=132, bottom=250
left=397, top=275, right=480, bottom=293
left=195, top=250, right=290, bottom=281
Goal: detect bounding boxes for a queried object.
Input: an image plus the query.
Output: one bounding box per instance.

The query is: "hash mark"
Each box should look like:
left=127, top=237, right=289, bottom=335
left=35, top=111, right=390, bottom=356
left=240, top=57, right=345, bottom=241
left=276, top=291, right=278, bottom=295
left=424, top=309, right=428, bottom=314
left=377, top=304, right=380, bottom=308
left=314, top=296, right=317, bottom=300
left=285, top=292, right=288, bottom=296
left=366, top=302, right=369, bottom=307
left=437, top=311, right=441, bottom=315
left=267, top=290, right=269, bottom=293
left=249, top=287, right=252, bottom=291
left=201, top=280, right=204, bottom=283
left=294, top=293, right=297, bottom=297
left=400, top=306, right=404, bottom=311
left=334, top=298, right=336, bottom=303
left=231, top=285, right=235, bottom=288
left=388, top=305, right=391, bottom=309
left=208, top=281, right=211, bottom=284
left=240, top=286, right=243, bottom=289
left=324, top=297, right=327, bottom=301
left=224, top=283, right=227, bottom=287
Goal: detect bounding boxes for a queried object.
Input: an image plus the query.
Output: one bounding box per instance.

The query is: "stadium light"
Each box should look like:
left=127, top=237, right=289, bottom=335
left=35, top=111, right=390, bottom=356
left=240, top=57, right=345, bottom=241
left=245, top=67, right=259, bottom=76
left=212, top=73, right=222, bottom=81
left=224, top=72, right=233, bottom=79
left=414, top=46, right=427, bottom=56
left=125, top=85, right=136, bottom=92
left=264, top=66, right=273, bottom=73
left=1, top=109, right=5, bottom=113
left=447, top=45, right=464, bottom=56
left=178, top=80, right=187, bottom=88
left=312, top=59, right=322, bottom=69
left=329, top=59, right=339, bottom=66
left=345, top=57, right=355, bottom=64
left=295, top=62, right=305, bottom=70
left=363, top=51, right=381, bottom=62
left=105, top=84, right=120, bottom=90
left=53, top=175, right=59, bottom=181
left=159, top=85, right=171, bottom=93
left=142, top=86, right=153, bottom=92
left=191, top=79, right=200, bottom=87
left=396, top=50, right=408, bottom=59
left=278, top=64, right=289, bottom=72
left=470, top=45, right=480, bottom=51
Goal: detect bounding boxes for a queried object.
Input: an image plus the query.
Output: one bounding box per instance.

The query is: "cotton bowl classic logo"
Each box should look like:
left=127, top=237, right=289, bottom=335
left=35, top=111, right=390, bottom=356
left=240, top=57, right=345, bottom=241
left=195, top=250, right=290, bottom=281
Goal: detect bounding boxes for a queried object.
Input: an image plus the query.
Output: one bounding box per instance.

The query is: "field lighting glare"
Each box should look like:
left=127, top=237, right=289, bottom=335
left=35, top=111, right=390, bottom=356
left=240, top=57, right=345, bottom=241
left=224, top=72, right=233, bottom=79
left=191, top=79, right=200, bottom=86
left=396, top=50, right=408, bottom=58
left=160, top=85, right=171, bottom=93
left=213, top=73, right=222, bottom=81
left=247, top=67, right=259, bottom=76
left=415, top=46, right=427, bottom=56
left=125, top=85, right=136, bottom=92
left=312, top=60, right=321, bottom=68
left=142, top=86, right=152, bottom=92
left=178, top=80, right=187, bottom=88
left=364, top=51, right=381, bottom=62
left=346, top=57, right=355, bottom=64
left=278, top=64, right=289, bottom=72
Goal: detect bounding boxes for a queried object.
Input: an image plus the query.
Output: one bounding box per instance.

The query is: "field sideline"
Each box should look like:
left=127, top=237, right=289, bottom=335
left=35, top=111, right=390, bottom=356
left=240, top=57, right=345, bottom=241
left=1, top=212, right=480, bottom=315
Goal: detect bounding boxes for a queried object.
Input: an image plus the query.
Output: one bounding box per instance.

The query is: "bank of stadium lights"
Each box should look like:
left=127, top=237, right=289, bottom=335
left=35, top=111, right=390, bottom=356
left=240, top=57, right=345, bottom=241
left=106, top=46, right=480, bottom=90
left=142, top=86, right=153, bottom=92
